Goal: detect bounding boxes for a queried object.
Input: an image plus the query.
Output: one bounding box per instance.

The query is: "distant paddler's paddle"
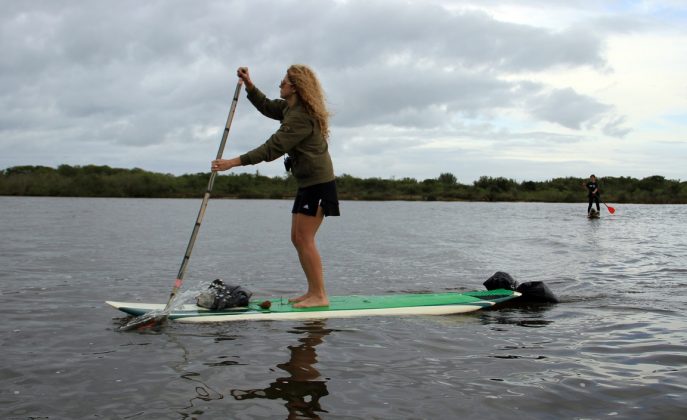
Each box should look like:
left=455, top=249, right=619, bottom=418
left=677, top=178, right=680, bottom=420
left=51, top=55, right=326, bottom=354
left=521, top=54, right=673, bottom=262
left=602, top=199, right=616, bottom=214
left=120, top=78, right=243, bottom=331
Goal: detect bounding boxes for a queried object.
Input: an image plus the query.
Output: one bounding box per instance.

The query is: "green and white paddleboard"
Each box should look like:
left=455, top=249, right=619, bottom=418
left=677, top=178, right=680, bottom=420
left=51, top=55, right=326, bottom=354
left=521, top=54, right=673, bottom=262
left=107, top=289, right=520, bottom=323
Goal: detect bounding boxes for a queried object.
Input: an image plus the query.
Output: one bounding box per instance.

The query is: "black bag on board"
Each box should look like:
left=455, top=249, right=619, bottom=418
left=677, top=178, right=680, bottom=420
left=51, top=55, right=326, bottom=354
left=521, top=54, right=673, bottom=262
left=483, top=271, right=559, bottom=303
left=196, top=279, right=252, bottom=310
left=483, top=271, right=518, bottom=291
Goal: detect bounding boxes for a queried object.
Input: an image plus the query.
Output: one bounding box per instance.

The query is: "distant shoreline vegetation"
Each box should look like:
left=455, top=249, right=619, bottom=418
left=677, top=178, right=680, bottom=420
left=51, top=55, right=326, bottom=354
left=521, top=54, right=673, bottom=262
left=1, top=165, right=685, bottom=204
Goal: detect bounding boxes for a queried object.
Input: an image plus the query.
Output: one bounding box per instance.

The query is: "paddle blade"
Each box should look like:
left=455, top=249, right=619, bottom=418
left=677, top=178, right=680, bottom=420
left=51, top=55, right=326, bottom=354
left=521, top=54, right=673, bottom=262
left=608, top=206, right=616, bottom=214
left=118, top=311, right=169, bottom=331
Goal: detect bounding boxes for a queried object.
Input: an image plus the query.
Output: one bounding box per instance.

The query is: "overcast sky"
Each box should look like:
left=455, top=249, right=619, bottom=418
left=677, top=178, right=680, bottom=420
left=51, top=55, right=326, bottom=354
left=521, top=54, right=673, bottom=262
left=1, top=0, right=685, bottom=183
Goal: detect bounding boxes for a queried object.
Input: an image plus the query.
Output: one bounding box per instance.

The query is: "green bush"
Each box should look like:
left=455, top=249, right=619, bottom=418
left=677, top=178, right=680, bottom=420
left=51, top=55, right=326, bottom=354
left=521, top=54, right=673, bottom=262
left=0, top=165, right=684, bottom=203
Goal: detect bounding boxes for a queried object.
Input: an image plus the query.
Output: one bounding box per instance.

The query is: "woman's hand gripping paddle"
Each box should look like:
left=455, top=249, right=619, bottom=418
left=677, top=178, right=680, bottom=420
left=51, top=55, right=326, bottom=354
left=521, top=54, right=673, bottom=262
left=119, top=79, right=243, bottom=331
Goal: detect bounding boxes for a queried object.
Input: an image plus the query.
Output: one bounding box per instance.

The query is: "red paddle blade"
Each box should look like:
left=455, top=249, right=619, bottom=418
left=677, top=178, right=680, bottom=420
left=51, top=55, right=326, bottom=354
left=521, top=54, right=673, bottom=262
left=608, top=206, right=616, bottom=214
left=118, top=311, right=169, bottom=331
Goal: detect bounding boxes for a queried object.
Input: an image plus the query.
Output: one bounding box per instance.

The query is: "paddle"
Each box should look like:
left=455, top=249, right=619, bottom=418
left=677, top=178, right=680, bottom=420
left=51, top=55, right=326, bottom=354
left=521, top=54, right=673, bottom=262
left=120, top=78, right=243, bottom=331
left=601, top=199, right=616, bottom=214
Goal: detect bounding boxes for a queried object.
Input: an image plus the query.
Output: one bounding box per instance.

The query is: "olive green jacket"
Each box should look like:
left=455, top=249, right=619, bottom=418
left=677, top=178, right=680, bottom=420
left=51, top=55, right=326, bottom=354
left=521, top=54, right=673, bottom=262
left=239, top=86, right=335, bottom=188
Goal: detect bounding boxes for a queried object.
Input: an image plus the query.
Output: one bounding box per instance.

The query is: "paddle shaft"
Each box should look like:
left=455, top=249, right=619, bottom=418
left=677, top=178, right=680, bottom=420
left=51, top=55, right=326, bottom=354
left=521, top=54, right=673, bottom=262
left=163, top=79, right=243, bottom=312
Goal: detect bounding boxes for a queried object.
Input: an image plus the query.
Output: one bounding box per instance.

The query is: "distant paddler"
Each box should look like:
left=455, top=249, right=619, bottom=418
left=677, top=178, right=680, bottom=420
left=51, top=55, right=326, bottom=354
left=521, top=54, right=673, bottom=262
left=583, top=174, right=601, bottom=216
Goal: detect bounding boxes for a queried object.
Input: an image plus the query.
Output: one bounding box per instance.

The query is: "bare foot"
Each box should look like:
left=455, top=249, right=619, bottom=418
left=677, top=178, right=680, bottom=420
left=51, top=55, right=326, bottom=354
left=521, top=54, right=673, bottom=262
left=288, top=294, right=309, bottom=303
left=292, top=296, right=329, bottom=308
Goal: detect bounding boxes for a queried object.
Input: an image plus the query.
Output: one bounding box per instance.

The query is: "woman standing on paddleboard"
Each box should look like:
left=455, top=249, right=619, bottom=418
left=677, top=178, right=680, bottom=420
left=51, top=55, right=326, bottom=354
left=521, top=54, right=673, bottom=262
left=211, top=65, right=339, bottom=308
left=584, top=174, right=601, bottom=215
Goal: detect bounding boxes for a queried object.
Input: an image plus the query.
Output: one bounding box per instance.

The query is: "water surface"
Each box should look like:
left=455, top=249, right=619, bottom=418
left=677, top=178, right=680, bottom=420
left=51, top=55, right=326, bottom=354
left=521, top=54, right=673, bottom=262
left=1, top=197, right=685, bottom=419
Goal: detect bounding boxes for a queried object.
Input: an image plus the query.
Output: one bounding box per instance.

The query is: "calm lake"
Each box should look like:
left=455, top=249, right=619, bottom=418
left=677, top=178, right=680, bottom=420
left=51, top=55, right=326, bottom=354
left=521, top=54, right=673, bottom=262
left=1, top=197, right=686, bottom=419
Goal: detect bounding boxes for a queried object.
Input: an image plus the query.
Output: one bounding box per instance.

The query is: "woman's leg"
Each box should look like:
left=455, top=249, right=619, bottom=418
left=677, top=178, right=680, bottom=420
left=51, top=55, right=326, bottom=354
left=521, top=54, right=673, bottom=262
left=594, top=196, right=600, bottom=212
left=587, top=197, right=593, bottom=213
left=289, top=207, right=329, bottom=308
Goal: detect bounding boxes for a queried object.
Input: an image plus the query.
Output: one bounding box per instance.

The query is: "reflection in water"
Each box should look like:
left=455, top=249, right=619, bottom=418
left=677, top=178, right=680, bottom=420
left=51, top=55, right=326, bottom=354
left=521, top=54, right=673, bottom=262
left=164, top=333, right=227, bottom=417
left=180, top=371, right=224, bottom=408
left=231, top=321, right=333, bottom=419
left=479, top=303, right=555, bottom=328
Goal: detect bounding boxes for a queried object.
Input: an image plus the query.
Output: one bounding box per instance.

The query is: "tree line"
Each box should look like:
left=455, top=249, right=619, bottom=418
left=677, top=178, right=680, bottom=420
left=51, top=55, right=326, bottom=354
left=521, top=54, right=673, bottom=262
left=1, top=164, right=685, bottom=204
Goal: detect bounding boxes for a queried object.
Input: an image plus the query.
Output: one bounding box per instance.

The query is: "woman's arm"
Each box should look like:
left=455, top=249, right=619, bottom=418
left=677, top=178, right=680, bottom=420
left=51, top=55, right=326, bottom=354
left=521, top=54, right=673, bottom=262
left=237, top=67, right=286, bottom=120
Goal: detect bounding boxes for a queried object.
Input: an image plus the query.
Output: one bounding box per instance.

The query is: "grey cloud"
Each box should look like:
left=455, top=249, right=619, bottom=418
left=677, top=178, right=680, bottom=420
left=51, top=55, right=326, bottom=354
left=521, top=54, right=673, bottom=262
left=328, top=67, right=523, bottom=127
left=602, top=115, right=631, bottom=138
left=0, top=0, right=653, bottom=180
left=526, top=88, right=611, bottom=130
left=272, top=0, right=606, bottom=72
left=1, top=1, right=610, bottom=133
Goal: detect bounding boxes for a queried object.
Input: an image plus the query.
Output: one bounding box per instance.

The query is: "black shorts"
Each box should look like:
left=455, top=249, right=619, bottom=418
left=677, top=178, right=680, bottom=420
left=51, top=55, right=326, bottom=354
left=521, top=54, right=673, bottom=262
left=292, top=180, right=340, bottom=217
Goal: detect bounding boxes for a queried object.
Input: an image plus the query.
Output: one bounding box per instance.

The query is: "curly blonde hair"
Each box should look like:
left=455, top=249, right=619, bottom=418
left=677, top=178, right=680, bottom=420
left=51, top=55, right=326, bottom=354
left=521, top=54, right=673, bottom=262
left=287, top=64, right=331, bottom=140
